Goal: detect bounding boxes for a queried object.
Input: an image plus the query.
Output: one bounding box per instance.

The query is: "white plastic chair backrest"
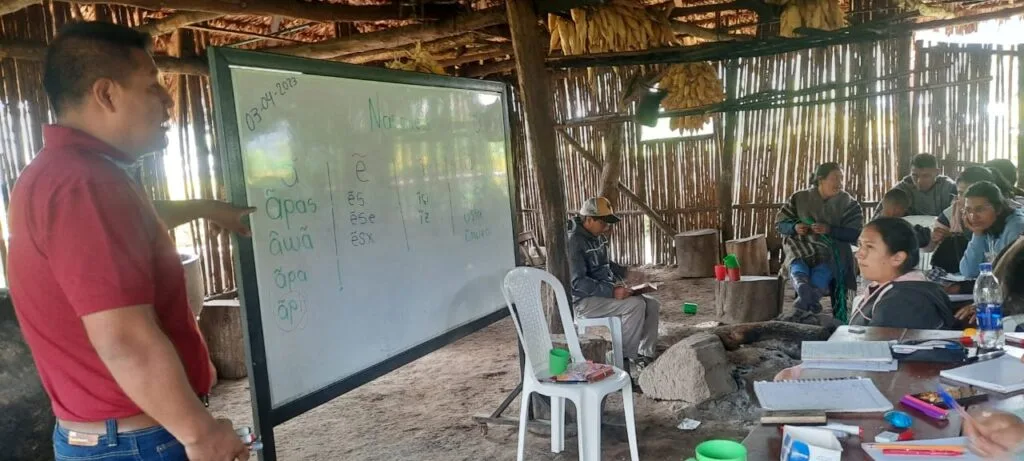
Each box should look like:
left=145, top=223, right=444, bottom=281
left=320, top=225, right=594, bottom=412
left=903, top=215, right=936, bottom=228
left=501, top=267, right=585, bottom=379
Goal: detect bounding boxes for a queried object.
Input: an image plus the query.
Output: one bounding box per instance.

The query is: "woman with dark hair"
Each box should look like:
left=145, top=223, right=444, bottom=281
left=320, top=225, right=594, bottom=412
left=959, top=181, right=1024, bottom=278
left=985, top=158, right=1024, bottom=200
left=849, top=217, right=955, bottom=329
left=776, top=162, right=862, bottom=319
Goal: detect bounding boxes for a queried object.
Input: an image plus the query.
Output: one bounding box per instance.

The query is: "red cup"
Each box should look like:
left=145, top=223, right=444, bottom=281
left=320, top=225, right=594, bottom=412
left=727, top=267, right=741, bottom=281
left=714, top=264, right=727, bottom=281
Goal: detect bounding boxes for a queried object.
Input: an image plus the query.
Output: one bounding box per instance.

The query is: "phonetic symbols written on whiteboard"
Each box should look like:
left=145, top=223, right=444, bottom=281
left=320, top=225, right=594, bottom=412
left=268, top=228, right=314, bottom=255
left=352, top=153, right=370, bottom=183
left=274, top=291, right=308, bottom=332
left=243, top=77, right=298, bottom=132
left=265, top=189, right=318, bottom=230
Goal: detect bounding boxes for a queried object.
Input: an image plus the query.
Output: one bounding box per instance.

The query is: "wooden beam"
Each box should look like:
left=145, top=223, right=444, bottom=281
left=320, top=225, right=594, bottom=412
left=184, top=24, right=305, bottom=44
left=72, top=0, right=460, bottom=22
left=460, top=58, right=515, bottom=78
left=0, top=0, right=36, bottom=16
left=439, top=45, right=512, bottom=68
left=339, top=34, right=478, bottom=65
left=268, top=7, right=507, bottom=60
left=506, top=0, right=570, bottom=332
left=0, top=39, right=208, bottom=75
left=670, top=21, right=754, bottom=41
left=136, top=11, right=221, bottom=36
left=896, top=37, right=914, bottom=178
left=556, top=128, right=679, bottom=237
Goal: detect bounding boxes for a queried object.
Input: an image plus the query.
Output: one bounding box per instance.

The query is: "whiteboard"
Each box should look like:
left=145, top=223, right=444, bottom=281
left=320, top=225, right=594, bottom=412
left=213, top=51, right=516, bottom=409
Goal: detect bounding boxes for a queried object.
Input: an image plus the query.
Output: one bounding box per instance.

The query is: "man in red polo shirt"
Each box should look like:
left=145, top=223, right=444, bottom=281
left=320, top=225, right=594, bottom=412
left=8, top=22, right=251, bottom=461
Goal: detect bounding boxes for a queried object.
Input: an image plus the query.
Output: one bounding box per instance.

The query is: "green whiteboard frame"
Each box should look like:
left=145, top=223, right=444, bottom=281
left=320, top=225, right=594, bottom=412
left=208, top=46, right=519, bottom=461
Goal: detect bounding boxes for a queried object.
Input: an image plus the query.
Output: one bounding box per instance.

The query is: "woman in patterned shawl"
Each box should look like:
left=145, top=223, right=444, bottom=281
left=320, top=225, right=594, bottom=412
left=776, top=162, right=863, bottom=320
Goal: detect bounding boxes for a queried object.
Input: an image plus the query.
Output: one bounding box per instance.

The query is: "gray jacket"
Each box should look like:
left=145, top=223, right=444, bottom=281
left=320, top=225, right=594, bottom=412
left=567, top=216, right=627, bottom=303
left=878, top=175, right=958, bottom=217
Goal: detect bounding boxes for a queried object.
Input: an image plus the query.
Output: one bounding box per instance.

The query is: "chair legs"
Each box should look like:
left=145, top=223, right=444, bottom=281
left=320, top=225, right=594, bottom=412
left=577, top=394, right=604, bottom=461
left=609, top=317, right=624, bottom=369
left=517, top=390, right=531, bottom=461
left=622, top=385, right=640, bottom=461
left=551, top=396, right=565, bottom=453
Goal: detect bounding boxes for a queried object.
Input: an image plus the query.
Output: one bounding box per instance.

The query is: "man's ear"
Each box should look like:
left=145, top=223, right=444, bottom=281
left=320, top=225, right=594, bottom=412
left=91, top=78, right=117, bottom=113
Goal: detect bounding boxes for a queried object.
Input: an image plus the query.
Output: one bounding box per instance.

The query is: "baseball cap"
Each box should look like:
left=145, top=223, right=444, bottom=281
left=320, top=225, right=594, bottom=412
left=579, top=197, right=620, bottom=224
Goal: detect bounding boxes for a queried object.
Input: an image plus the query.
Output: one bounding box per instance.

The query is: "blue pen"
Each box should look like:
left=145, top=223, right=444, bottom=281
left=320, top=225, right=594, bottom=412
left=936, top=386, right=976, bottom=425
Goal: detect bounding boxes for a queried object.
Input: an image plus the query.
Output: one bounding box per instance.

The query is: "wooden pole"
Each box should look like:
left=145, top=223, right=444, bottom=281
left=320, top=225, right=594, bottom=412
left=597, top=124, right=623, bottom=207
left=341, top=34, right=479, bottom=65
left=0, top=39, right=208, bottom=75
left=718, top=60, right=739, bottom=242
left=506, top=0, right=570, bottom=332
left=269, top=7, right=507, bottom=60
left=136, top=11, right=221, bottom=37
left=557, top=128, right=679, bottom=236
left=1018, top=49, right=1024, bottom=175
left=896, top=37, right=914, bottom=178
left=66, top=0, right=459, bottom=22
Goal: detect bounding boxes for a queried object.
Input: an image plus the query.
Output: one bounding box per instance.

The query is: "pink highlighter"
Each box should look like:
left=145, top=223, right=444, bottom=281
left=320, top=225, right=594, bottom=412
left=899, top=394, right=949, bottom=420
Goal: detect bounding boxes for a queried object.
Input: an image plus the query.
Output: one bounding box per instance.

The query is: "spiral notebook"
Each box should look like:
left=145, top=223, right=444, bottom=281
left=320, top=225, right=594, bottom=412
left=754, top=377, right=894, bottom=412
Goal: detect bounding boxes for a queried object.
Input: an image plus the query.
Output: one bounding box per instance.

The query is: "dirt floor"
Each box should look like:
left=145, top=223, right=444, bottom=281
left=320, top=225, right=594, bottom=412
left=208, top=267, right=798, bottom=461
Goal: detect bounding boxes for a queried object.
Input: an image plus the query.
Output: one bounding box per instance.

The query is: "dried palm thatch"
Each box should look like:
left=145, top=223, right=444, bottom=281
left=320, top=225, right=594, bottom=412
left=384, top=42, right=447, bottom=75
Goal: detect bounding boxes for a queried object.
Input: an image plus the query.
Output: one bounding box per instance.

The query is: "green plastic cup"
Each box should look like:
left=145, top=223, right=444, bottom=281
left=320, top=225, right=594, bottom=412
left=685, top=439, right=747, bottom=461
left=684, top=303, right=698, bottom=315
left=723, top=254, right=740, bottom=269
left=549, top=348, right=570, bottom=375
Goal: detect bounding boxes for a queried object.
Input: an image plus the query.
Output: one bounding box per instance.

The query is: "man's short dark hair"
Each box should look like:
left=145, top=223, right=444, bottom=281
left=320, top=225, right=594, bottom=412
left=43, top=21, right=152, bottom=116
left=883, top=188, right=911, bottom=209
left=911, top=153, right=939, bottom=169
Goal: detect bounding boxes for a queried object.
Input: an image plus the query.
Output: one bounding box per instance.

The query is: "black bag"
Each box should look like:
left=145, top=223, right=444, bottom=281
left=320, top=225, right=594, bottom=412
left=891, top=339, right=969, bottom=364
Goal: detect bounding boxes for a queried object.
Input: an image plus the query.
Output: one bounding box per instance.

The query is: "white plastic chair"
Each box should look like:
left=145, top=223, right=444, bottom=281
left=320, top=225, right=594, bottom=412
left=903, top=215, right=935, bottom=271
left=576, top=316, right=624, bottom=370
left=501, top=267, right=640, bottom=461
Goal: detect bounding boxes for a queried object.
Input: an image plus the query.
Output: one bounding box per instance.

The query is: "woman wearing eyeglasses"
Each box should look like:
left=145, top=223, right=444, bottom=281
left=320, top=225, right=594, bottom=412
left=959, top=181, right=1024, bottom=278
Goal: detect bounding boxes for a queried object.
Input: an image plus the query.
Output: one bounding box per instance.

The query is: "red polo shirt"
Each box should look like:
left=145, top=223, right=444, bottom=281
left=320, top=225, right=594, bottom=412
left=7, top=125, right=212, bottom=422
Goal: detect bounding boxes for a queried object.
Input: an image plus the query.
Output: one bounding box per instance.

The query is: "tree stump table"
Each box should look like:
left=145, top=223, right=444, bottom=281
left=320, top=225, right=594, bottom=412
left=715, top=276, right=784, bottom=324
left=725, top=234, right=770, bottom=276
left=199, top=299, right=248, bottom=379
left=675, top=229, right=720, bottom=278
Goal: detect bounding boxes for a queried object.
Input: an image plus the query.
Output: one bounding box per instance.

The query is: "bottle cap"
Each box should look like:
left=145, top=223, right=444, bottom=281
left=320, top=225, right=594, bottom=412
left=980, top=262, right=993, bottom=272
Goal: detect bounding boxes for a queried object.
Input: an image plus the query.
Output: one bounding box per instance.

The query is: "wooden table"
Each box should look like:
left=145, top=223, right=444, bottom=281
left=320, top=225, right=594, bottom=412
left=742, top=326, right=1024, bottom=460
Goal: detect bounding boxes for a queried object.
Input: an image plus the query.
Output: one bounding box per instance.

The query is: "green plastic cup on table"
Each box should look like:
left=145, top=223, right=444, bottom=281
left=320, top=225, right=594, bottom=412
left=723, top=254, right=740, bottom=269
left=683, top=303, right=698, bottom=315
left=685, top=440, right=747, bottom=461
left=549, top=348, right=570, bottom=375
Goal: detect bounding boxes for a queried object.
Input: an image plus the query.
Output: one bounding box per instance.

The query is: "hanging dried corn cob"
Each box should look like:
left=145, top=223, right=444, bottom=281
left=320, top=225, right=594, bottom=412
left=547, top=0, right=726, bottom=131
left=385, top=42, right=447, bottom=75
left=657, top=62, right=725, bottom=131
left=778, top=0, right=847, bottom=38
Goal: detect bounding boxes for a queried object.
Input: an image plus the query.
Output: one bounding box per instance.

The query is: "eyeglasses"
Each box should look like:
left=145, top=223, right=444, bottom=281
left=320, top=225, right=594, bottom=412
left=963, top=204, right=995, bottom=216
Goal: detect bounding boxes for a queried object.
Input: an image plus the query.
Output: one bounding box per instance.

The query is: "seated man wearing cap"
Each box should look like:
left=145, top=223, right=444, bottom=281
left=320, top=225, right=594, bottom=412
left=567, top=197, right=660, bottom=369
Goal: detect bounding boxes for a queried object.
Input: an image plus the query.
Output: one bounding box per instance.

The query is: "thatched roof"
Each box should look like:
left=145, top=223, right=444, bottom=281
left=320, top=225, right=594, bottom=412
left=0, top=0, right=1021, bottom=79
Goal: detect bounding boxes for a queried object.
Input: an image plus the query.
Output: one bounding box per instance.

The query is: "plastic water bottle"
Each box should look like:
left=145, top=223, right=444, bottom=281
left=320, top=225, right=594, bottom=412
left=975, top=262, right=1005, bottom=349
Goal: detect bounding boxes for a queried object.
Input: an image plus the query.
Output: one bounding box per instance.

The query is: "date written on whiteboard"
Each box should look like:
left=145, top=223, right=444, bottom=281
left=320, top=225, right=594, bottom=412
left=243, top=77, right=298, bottom=132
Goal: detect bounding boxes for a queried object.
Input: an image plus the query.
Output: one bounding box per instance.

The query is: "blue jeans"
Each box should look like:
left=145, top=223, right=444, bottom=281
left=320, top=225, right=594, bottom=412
left=54, top=420, right=185, bottom=461
left=791, top=259, right=832, bottom=290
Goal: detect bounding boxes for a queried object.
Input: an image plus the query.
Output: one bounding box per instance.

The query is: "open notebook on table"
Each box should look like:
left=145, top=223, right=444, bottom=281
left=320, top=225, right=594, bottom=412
left=800, top=341, right=897, bottom=372
left=754, top=377, right=893, bottom=412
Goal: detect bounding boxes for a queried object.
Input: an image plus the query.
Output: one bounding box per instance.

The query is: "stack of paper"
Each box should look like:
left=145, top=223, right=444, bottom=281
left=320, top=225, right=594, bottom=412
left=940, top=355, right=1024, bottom=393
left=754, top=377, right=894, bottom=412
left=800, top=341, right=897, bottom=372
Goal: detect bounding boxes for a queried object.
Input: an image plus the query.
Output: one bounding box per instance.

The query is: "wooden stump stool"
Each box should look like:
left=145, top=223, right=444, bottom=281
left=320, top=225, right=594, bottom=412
left=675, top=229, right=720, bottom=278
left=199, top=299, right=248, bottom=379
left=715, top=276, right=784, bottom=324
left=725, top=234, right=770, bottom=276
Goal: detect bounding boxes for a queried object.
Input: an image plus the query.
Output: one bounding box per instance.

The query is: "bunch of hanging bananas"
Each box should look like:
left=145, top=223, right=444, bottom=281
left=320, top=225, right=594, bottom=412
left=778, top=0, right=846, bottom=38
left=658, top=62, right=725, bottom=132
left=385, top=42, right=447, bottom=75
left=547, top=0, right=677, bottom=55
